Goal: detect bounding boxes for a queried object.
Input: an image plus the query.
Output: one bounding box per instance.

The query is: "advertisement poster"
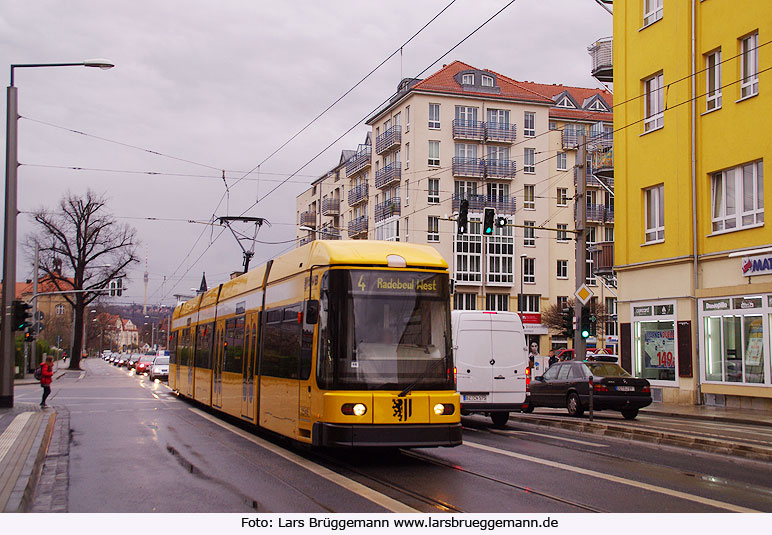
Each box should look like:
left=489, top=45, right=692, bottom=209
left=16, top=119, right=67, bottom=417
left=643, top=328, right=676, bottom=370
left=745, top=318, right=764, bottom=367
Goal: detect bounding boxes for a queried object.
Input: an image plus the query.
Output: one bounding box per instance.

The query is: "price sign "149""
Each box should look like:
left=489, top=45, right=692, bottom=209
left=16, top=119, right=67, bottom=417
left=657, top=351, right=675, bottom=368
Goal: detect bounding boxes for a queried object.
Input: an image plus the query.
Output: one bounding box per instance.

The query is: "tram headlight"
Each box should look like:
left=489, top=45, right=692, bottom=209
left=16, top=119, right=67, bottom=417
left=434, top=403, right=455, bottom=416
left=341, top=403, right=367, bottom=416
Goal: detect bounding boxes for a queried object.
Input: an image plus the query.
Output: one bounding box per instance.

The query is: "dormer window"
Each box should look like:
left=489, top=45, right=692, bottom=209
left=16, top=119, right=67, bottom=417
left=481, top=75, right=494, bottom=87
left=587, top=99, right=608, bottom=111
left=556, top=96, right=576, bottom=109
left=461, top=73, right=474, bottom=85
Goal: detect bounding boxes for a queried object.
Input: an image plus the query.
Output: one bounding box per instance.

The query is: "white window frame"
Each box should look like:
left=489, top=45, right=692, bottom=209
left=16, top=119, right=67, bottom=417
left=557, top=260, right=568, bottom=279
left=454, top=292, right=477, bottom=311
left=485, top=294, right=509, bottom=312
left=644, top=72, right=664, bottom=132
left=557, top=152, right=567, bottom=171
left=428, top=140, right=440, bottom=167
left=461, top=73, right=474, bottom=85
left=711, top=160, right=764, bottom=233
left=706, top=49, right=722, bottom=111
left=405, top=142, right=410, bottom=169
left=644, top=184, right=665, bottom=243
left=454, top=219, right=482, bottom=283
left=428, top=177, right=440, bottom=204
left=557, top=187, right=568, bottom=206
left=523, top=221, right=535, bottom=247
left=404, top=179, right=409, bottom=206
left=524, top=184, right=535, bottom=210
left=643, top=0, right=663, bottom=27
left=481, top=75, right=494, bottom=87
left=741, top=32, right=759, bottom=99
left=487, top=222, right=514, bottom=285
left=524, top=111, right=535, bottom=137
left=427, top=216, right=440, bottom=242
left=428, top=103, right=440, bottom=129
left=405, top=105, right=410, bottom=132
left=519, top=294, right=540, bottom=313
left=557, top=223, right=569, bottom=242
left=524, top=148, right=535, bottom=173
left=523, top=257, right=535, bottom=284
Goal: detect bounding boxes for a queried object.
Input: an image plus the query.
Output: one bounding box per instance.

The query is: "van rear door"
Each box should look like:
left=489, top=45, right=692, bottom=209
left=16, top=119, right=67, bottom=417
left=489, top=314, right=527, bottom=404
left=456, top=315, right=494, bottom=401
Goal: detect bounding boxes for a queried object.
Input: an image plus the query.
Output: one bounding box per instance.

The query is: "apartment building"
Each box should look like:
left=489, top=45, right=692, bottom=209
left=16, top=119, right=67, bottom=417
left=297, top=61, right=614, bottom=353
left=614, top=1, right=770, bottom=406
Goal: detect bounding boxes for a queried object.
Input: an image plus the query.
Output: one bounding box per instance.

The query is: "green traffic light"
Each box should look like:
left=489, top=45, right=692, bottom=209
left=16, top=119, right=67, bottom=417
left=581, top=329, right=590, bottom=338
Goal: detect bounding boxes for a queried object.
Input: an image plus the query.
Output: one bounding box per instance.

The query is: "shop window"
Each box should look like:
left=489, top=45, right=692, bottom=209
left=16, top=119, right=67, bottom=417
left=703, top=312, right=765, bottom=384
left=634, top=320, right=676, bottom=382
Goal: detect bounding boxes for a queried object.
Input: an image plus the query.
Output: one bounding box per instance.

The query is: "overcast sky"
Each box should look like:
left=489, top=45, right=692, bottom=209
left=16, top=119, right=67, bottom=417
left=0, top=0, right=611, bottom=306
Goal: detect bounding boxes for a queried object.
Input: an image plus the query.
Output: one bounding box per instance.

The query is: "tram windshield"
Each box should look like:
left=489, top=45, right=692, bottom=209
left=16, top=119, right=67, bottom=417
left=317, top=269, right=453, bottom=391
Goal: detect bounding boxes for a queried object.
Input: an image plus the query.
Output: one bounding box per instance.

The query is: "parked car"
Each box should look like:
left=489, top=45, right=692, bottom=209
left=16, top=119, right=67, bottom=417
left=148, top=356, right=169, bottom=382
left=526, top=360, right=652, bottom=420
left=127, top=354, right=142, bottom=370
left=552, top=349, right=618, bottom=363
left=135, top=354, right=156, bottom=375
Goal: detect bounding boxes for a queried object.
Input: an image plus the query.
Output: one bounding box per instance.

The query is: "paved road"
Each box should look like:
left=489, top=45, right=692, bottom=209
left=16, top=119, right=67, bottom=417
left=16, top=358, right=772, bottom=513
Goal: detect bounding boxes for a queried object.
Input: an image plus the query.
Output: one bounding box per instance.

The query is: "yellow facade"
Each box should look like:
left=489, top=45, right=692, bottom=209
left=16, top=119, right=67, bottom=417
left=615, top=1, right=772, bottom=407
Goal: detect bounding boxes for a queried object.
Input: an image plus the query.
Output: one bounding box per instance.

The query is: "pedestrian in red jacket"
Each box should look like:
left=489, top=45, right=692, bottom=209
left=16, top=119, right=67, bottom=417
left=40, top=356, right=54, bottom=407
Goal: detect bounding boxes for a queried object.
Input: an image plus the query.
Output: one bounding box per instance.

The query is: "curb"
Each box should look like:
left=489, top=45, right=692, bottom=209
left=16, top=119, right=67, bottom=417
left=639, top=409, right=772, bottom=429
left=18, top=412, right=56, bottom=512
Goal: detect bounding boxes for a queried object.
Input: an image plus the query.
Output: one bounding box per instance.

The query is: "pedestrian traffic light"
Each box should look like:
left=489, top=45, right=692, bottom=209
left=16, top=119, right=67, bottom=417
left=580, top=307, right=591, bottom=339
left=495, top=215, right=507, bottom=228
left=24, top=329, right=35, bottom=343
left=483, top=208, right=495, bottom=235
left=12, top=300, right=33, bottom=331
left=589, top=312, right=597, bottom=336
left=458, top=199, right=469, bottom=235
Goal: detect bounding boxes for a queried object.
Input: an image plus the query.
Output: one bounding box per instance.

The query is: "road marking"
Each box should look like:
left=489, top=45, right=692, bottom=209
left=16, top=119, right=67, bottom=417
left=151, top=393, right=159, bottom=400
left=189, top=408, right=418, bottom=513
left=463, top=440, right=759, bottom=513
left=0, top=412, right=33, bottom=464
left=495, top=429, right=609, bottom=447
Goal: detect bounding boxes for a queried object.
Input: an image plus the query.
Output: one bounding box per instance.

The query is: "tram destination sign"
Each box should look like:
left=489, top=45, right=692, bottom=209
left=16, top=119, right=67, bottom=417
left=350, top=271, right=445, bottom=297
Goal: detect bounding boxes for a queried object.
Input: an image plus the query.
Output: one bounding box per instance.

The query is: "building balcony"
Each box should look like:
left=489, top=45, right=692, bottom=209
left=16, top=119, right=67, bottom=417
left=591, top=147, right=614, bottom=179
left=452, top=157, right=484, bottom=178
left=562, top=128, right=586, bottom=150
left=484, top=158, right=517, bottom=179
left=604, top=205, right=614, bottom=223
left=320, top=226, right=341, bottom=240
left=588, top=38, right=613, bottom=83
left=346, top=145, right=371, bottom=177
left=299, top=210, right=316, bottom=228
left=375, top=125, right=402, bottom=155
left=452, top=193, right=516, bottom=215
left=452, top=120, right=485, bottom=141
left=374, top=197, right=401, bottom=222
left=299, top=234, right=314, bottom=246
left=348, top=215, right=368, bottom=238
left=321, top=198, right=340, bottom=216
left=374, top=162, right=401, bottom=189
left=589, top=240, right=614, bottom=275
left=486, top=121, right=517, bottom=143
left=347, top=183, right=368, bottom=206
left=586, top=204, right=605, bottom=223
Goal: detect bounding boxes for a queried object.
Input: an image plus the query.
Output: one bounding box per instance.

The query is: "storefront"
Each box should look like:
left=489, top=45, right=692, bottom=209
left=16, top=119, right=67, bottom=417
left=630, top=302, right=679, bottom=390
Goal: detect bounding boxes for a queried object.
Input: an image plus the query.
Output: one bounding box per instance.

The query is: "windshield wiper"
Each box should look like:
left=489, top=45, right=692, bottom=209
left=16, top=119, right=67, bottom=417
left=398, top=357, right=447, bottom=397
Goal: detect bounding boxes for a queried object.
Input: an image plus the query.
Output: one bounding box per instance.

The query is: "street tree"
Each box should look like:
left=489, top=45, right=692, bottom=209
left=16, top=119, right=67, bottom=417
left=26, top=190, right=139, bottom=370
left=541, top=299, right=608, bottom=339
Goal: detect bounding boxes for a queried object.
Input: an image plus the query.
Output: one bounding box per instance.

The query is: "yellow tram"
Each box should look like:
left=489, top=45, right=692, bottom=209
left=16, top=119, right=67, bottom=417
left=169, top=240, right=461, bottom=447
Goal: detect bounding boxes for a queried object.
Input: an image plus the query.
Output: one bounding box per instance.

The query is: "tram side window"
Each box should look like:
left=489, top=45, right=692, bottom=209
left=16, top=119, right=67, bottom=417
left=195, top=322, right=213, bottom=369
left=169, top=331, right=179, bottom=365
left=263, top=305, right=301, bottom=379
left=224, top=316, right=245, bottom=373
left=180, top=328, right=192, bottom=366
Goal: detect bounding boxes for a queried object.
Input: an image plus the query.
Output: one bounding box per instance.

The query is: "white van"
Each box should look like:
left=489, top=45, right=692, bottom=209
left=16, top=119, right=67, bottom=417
left=452, top=310, right=529, bottom=427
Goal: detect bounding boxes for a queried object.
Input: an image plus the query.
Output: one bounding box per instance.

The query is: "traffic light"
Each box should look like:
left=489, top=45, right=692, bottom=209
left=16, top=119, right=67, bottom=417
left=495, top=215, right=507, bottom=228
left=562, top=307, right=574, bottom=338
left=109, top=278, right=123, bottom=297
left=12, top=300, right=32, bottom=331
left=24, top=329, right=35, bottom=343
left=483, top=208, right=495, bottom=235
left=589, top=311, right=598, bottom=336
left=580, top=306, right=591, bottom=339
left=458, top=199, right=469, bottom=235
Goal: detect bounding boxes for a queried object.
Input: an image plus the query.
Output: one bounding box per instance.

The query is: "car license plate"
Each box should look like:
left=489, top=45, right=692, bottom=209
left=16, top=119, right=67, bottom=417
left=463, top=394, right=488, bottom=402
left=616, top=386, right=635, bottom=392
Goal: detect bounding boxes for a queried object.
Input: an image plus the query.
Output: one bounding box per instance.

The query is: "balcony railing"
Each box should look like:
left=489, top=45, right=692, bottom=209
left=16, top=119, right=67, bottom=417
left=347, top=183, right=368, bottom=206
left=348, top=215, right=368, bottom=237
left=586, top=204, right=605, bottom=223
left=345, top=145, right=371, bottom=177
left=452, top=193, right=517, bottom=215
left=588, top=38, right=613, bottom=83
left=484, top=158, right=517, bottom=179
left=562, top=128, right=586, bottom=149
left=604, top=205, right=614, bottom=223
left=452, top=120, right=485, bottom=141
left=374, top=162, right=401, bottom=189
left=452, top=158, right=517, bottom=179
left=486, top=121, right=517, bottom=143
left=452, top=157, right=484, bottom=178
left=300, top=210, right=316, bottom=228
left=591, top=147, right=613, bottom=179
left=374, top=197, right=401, bottom=222
left=589, top=240, right=614, bottom=275
left=320, top=226, right=341, bottom=240
left=375, top=125, right=402, bottom=155
left=321, top=198, right=340, bottom=216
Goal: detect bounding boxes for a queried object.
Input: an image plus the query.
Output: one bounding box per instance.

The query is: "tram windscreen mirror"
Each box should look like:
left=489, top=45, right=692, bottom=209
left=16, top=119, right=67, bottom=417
left=305, top=300, right=319, bottom=324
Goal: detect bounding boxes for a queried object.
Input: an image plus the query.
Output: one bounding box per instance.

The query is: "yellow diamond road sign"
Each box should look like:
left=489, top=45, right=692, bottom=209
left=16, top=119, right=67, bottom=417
left=575, top=284, right=594, bottom=305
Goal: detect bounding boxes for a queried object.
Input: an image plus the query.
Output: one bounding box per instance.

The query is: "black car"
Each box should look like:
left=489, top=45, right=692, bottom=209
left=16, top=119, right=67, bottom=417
left=526, top=360, right=652, bottom=420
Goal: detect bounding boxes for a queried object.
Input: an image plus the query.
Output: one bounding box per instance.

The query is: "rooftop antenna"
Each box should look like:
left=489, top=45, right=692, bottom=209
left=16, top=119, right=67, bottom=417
left=218, top=216, right=270, bottom=274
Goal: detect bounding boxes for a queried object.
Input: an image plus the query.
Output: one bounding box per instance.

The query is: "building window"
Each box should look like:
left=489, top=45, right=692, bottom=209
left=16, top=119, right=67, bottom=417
left=524, top=111, right=535, bottom=137
left=711, top=160, right=764, bottom=232
left=455, top=219, right=482, bottom=282
left=645, top=184, right=665, bottom=243
left=487, top=222, right=514, bottom=284
left=557, top=187, right=568, bottom=206
left=404, top=216, right=408, bottom=242
left=518, top=294, right=540, bottom=313
left=405, top=142, right=410, bottom=169
left=524, top=184, right=535, bottom=209
left=633, top=306, right=676, bottom=383
left=643, top=0, right=662, bottom=27
left=485, top=294, right=509, bottom=312
left=454, top=293, right=477, bottom=310
left=375, top=219, right=399, bottom=241
left=605, top=297, right=617, bottom=337
left=557, top=152, right=567, bottom=171
left=429, top=103, right=440, bottom=129
left=404, top=179, right=409, bottom=206
left=644, top=72, right=664, bottom=132
left=428, top=140, right=440, bottom=167
left=557, top=296, right=569, bottom=311
left=556, top=260, right=568, bottom=279
left=405, top=105, right=410, bottom=132
left=481, top=75, right=494, bottom=87
left=605, top=226, right=614, bottom=242
left=557, top=223, right=569, bottom=242
left=427, top=216, right=440, bottom=242
left=523, top=221, right=535, bottom=247
left=461, top=73, right=474, bottom=85
left=56, top=304, right=65, bottom=315
left=741, top=32, right=759, bottom=99
left=524, top=148, right=535, bottom=173
left=428, top=177, right=440, bottom=204
left=523, top=257, right=535, bottom=283
left=706, top=49, right=722, bottom=111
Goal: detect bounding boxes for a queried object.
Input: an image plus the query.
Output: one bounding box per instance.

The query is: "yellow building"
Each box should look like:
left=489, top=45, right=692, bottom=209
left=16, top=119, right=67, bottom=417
left=614, top=1, right=771, bottom=407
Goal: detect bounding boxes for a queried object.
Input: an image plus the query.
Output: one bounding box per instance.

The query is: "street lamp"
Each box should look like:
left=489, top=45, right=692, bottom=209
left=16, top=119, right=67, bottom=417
left=1, top=59, right=114, bottom=408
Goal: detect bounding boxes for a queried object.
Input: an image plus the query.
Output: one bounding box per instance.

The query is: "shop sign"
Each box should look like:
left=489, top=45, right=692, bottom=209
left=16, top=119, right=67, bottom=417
left=520, top=313, right=541, bottom=324
left=653, top=304, right=674, bottom=316
left=732, top=297, right=762, bottom=310
left=633, top=306, right=652, bottom=317
left=702, top=299, right=730, bottom=312
left=742, top=254, right=772, bottom=277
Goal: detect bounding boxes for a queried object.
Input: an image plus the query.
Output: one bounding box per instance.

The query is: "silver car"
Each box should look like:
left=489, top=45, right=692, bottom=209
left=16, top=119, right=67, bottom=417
left=148, top=356, right=169, bottom=382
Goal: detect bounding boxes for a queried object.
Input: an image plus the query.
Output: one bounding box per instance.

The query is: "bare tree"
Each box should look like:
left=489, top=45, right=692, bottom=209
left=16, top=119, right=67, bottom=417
left=26, top=190, right=140, bottom=369
left=542, top=298, right=608, bottom=339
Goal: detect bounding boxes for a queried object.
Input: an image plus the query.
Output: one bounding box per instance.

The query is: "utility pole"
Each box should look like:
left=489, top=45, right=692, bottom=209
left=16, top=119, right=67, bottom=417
left=30, top=243, right=39, bottom=373
left=574, top=135, right=587, bottom=360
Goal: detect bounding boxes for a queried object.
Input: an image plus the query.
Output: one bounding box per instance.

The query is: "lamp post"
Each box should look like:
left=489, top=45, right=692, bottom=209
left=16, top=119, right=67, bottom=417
left=1, top=59, right=114, bottom=408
